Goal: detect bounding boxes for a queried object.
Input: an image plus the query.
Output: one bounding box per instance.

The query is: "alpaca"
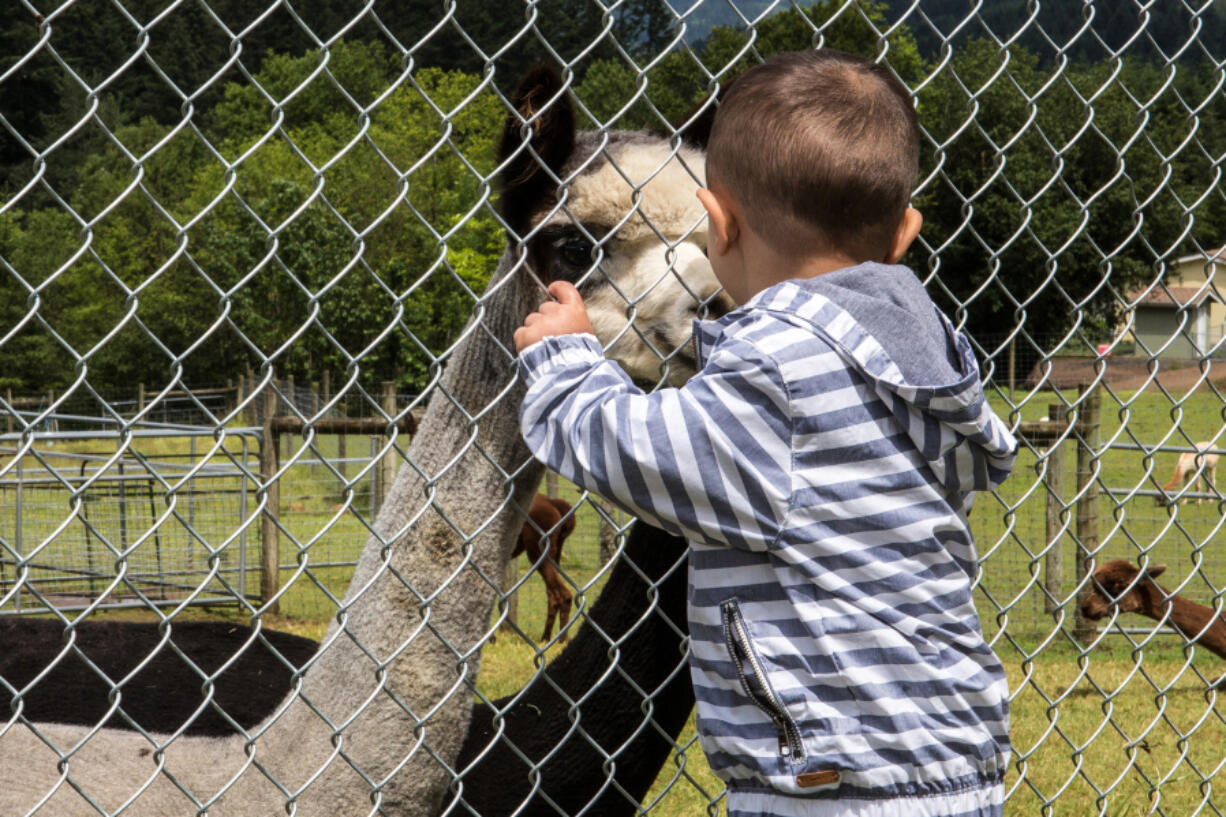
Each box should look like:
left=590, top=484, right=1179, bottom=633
left=1082, top=559, right=1226, bottom=676
left=1156, top=441, right=1219, bottom=505
left=448, top=520, right=692, bottom=816
left=512, top=494, right=577, bottom=643
left=0, top=64, right=723, bottom=816
left=0, top=522, right=695, bottom=817
left=0, top=497, right=570, bottom=729
left=0, top=620, right=318, bottom=736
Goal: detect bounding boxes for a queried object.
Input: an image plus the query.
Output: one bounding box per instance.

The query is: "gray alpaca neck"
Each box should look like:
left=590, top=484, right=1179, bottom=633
left=0, top=252, right=544, bottom=816
left=274, top=250, right=546, bottom=811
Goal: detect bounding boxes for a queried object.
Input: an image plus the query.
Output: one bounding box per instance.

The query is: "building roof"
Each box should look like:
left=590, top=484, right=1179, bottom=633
left=1174, top=246, right=1225, bottom=266
left=1133, top=285, right=1224, bottom=309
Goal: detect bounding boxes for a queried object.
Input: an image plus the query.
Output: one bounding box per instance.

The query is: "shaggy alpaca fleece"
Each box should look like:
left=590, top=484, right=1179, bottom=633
left=449, top=520, right=692, bottom=816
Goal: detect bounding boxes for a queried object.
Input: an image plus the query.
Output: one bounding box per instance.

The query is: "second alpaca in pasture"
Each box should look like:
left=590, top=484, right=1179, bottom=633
left=1157, top=442, right=1219, bottom=505
left=1082, top=559, right=1226, bottom=681
left=512, top=494, right=577, bottom=643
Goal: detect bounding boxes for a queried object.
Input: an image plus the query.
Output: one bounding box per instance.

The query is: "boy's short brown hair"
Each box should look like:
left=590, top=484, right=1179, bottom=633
left=705, top=49, right=920, bottom=260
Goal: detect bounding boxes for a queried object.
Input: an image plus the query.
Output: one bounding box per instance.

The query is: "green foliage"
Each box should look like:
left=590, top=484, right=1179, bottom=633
left=3, top=4, right=1224, bottom=399
left=915, top=39, right=1225, bottom=347
left=575, top=1, right=925, bottom=130
left=1, top=41, right=506, bottom=396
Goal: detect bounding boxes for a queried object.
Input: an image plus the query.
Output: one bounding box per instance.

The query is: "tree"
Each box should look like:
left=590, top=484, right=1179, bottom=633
left=574, top=0, right=926, bottom=131
left=913, top=38, right=1223, bottom=352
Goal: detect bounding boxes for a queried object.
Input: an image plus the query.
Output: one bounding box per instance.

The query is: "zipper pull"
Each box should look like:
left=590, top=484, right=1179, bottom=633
left=776, top=723, right=791, bottom=756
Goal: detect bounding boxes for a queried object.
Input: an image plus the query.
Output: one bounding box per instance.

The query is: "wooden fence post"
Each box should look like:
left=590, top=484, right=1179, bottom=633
left=246, top=363, right=256, bottom=425
left=378, top=382, right=397, bottom=513
left=283, top=375, right=295, bottom=462
left=331, top=371, right=347, bottom=482
left=261, top=387, right=281, bottom=615
left=1073, top=384, right=1101, bottom=644
left=1044, top=404, right=1067, bottom=618
left=1008, top=337, right=1016, bottom=401
left=309, top=380, right=320, bottom=477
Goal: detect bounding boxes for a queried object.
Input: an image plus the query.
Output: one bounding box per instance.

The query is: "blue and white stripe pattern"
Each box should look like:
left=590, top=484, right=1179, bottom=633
left=518, top=275, right=1017, bottom=816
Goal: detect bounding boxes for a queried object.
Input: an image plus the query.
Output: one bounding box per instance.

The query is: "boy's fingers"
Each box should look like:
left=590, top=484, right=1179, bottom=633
left=547, top=281, right=582, bottom=305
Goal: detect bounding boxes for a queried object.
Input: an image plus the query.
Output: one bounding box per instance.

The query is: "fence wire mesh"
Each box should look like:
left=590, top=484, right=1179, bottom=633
left=1, top=0, right=1226, bottom=814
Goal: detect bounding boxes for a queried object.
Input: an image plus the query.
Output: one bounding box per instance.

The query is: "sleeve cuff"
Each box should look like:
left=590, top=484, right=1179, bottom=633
left=518, top=333, right=606, bottom=386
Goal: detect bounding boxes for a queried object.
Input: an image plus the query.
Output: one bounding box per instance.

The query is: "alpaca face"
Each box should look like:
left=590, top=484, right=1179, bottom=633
left=526, top=135, right=729, bottom=385
left=1081, top=560, right=1166, bottom=619
left=500, top=67, right=732, bottom=386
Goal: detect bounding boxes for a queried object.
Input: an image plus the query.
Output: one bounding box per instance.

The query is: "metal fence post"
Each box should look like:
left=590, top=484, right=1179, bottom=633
left=261, top=388, right=281, bottom=615
left=239, top=434, right=249, bottom=602
left=14, top=454, right=22, bottom=613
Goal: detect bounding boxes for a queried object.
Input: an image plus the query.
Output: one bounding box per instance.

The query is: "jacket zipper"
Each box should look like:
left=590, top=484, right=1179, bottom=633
left=721, top=601, right=804, bottom=760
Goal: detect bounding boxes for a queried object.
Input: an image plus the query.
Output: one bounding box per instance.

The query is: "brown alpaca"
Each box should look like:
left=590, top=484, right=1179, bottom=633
left=1157, top=442, right=1219, bottom=505
left=1082, top=559, right=1226, bottom=681
left=513, top=494, right=577, bottom=643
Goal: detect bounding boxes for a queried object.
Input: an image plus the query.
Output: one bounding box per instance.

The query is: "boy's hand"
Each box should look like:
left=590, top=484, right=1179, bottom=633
left=514, top=281, right=595, bottom=352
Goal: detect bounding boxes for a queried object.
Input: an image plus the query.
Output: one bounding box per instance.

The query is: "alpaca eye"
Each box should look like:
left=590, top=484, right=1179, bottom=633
left=554, top=236, right=596, bottom=269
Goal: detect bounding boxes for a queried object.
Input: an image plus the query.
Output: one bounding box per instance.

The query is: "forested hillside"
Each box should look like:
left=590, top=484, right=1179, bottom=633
left=1, top=0, right=1223, bottom=397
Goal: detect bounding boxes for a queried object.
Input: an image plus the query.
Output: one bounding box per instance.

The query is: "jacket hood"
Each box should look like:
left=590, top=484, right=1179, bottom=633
left=702, top=263, right=1017, bottom=495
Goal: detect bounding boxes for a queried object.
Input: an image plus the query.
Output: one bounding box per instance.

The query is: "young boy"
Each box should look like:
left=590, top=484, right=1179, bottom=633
left=513, top=50, right=1017, bottom=817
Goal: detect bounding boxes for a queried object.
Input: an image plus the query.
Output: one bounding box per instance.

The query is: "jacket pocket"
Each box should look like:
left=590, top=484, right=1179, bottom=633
left=721, top=599, right=804, bottom=761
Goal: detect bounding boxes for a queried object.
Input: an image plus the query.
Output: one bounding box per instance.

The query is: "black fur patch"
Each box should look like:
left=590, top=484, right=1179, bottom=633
left=0, top=620, right=316, bottom=736
left=453, top=522, right=692, bottom=816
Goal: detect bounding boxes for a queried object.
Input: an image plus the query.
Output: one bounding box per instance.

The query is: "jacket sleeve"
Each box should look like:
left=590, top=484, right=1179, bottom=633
left=518, top=331, right=792, bottom=551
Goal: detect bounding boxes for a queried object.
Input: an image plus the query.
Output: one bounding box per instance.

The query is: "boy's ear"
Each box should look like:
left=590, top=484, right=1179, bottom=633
left=697, top=187, right=738, bottom=255
left=885, top=207, right=923, bottom=264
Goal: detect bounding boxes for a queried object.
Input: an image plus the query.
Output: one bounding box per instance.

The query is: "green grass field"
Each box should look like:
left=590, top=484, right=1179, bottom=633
left=3, top=383, right=1226, bottom=815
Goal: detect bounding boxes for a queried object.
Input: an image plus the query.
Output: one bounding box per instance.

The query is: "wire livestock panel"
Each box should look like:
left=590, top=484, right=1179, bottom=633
left=1, top=1, right=1225, bottom=815
left=0, top=444, right=258, bottom=613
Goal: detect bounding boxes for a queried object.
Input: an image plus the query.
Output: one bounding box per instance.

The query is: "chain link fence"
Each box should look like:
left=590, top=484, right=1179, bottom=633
left=2, top=0, right=1226, bottom=814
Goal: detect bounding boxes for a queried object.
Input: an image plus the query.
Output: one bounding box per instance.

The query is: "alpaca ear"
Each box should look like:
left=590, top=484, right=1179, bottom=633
left=673, top=95, right=718, bottom=149
left=672, top=74, right=739, bottom=150
left=498, top=63, right=575, bottom=239
left=1146, top=564, right=1167, bottom=579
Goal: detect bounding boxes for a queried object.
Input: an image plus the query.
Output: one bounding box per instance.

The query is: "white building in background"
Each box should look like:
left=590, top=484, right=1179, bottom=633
left=1129, top=247, right=1224, bottom=358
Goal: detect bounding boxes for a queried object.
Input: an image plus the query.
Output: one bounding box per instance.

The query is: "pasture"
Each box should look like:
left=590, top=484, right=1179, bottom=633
left=2, top=382, right=1225, bottom=815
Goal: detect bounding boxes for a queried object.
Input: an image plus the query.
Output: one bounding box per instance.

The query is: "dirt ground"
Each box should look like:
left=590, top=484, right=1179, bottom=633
left=1024, top=355, right=1226, bottom=393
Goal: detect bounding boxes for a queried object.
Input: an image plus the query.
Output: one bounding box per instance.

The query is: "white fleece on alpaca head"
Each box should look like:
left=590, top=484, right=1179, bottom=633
left=542, top=141, right=722, bottom=385
left=564, top=141, right=708, bottom=240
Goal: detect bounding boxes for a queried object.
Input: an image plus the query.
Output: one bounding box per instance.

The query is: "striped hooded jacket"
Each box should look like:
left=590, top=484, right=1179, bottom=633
left=517, top=262, right=1017, bottom=815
